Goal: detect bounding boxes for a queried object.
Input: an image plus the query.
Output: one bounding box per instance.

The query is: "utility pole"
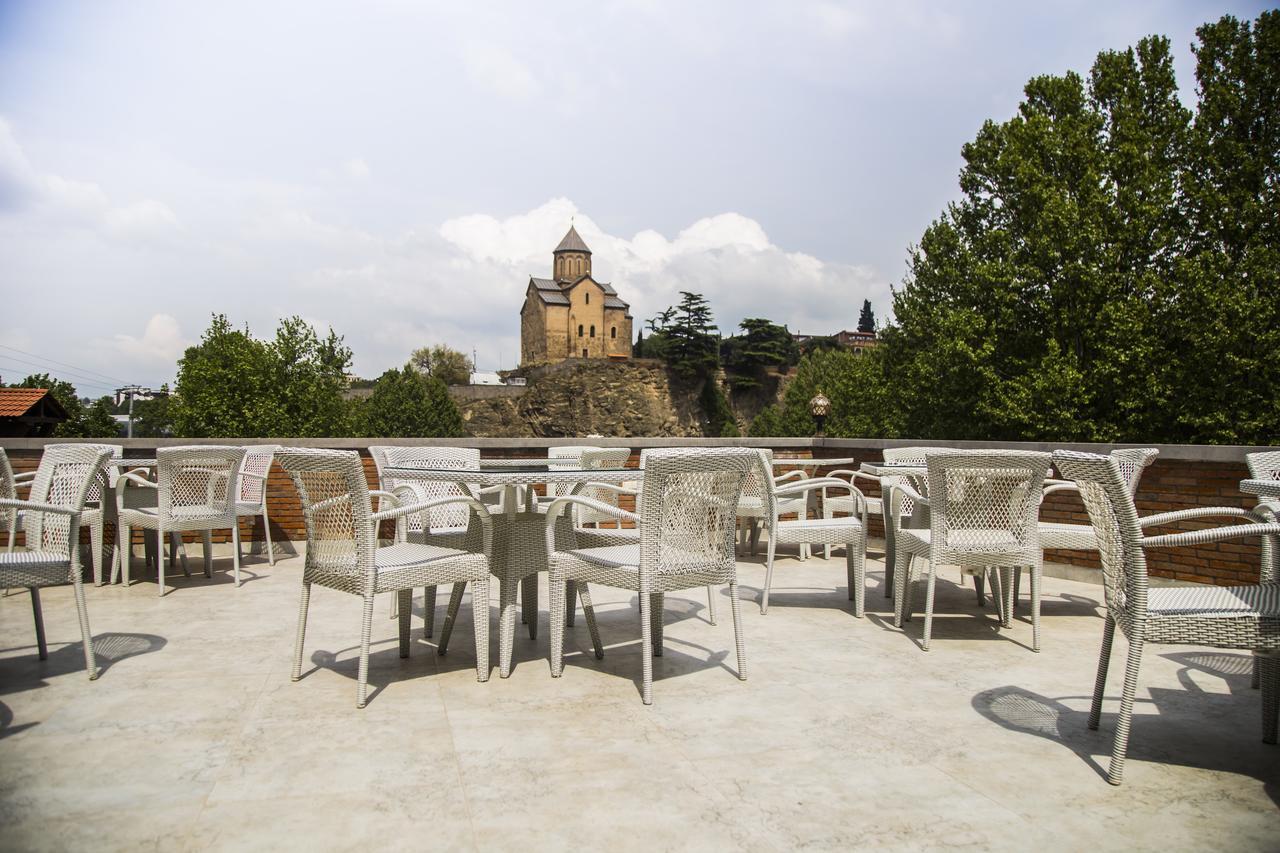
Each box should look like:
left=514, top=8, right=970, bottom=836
left=114, top=385, right=154, bottom=439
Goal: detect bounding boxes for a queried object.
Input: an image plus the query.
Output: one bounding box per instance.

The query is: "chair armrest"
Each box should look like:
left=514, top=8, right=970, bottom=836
left=778, top=478, right=868, bottom=513
left=1141, top=522, right=1280, bottom=549
left=373, top=494, right=493, bottom=524
left=543, top=495, right=639, bottom=555
left=1042, top=482, right=1081, bottom=498
left=773, top=470, right=807, bottom=484
left=1139, top=506, right=1263, bottom=528
left=0, top=497, right=78, bottom=518
left=575, top=483, right=641, bottom=498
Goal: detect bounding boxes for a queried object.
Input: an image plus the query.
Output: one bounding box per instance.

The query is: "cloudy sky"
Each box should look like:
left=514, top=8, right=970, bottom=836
left=0, top=1, right=1267, bottom=393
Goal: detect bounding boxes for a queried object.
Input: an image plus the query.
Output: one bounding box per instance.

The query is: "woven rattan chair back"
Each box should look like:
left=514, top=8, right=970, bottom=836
left=24, top=444, right=115, bottom=555
left=370, top=445, right=479, bottom=533
left=1246, top=451, right=1280, bottom=482
left=0, top=449, right=14, bottom=533
left=278, top=449, right=376, bottom=583
left=155, top=446, right=244, bottom=528
left=1051, top=451, right=1148, bottom=620
left=237, top=445, right=278, bottom=504
left=637, top=448, right=756, bottom=579
left=737, top=448, right=775, bottom=511
left=576, top=447, right=632, bottom=512
left=882, top=446, right=951, bottom=515
left=1111, top=448, right=1159, bottom=496
left=925, top=450, right=1052, bottom=567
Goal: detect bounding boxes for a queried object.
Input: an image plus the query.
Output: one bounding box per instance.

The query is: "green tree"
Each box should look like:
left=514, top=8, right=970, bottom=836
left=699, top=380, right=740, bottom=437
left=362, top=365, right=465, bottom=437
left=857, top=300, right=876, bottom=333
left=662, top=292, right=720, bottom=379
left=722, top=318, right=798, bottom=388
left=131, top=386, right=173, bottom=437
left=171, top=314, right=354, bottom=437
left=7, top=374, right=119, bottom=437
left=410, top=344, right=472, bottom=386
left=756, top=348, right=899, bottom=438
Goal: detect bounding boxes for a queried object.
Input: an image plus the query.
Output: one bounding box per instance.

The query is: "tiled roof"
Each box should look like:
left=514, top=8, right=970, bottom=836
left=531, top=277, right=560, bottom=291
left=604, top=296, right=629, bottom=309
left=0, top=388, right=51, bottom=417
left=553, top=225, right=591, bottom=254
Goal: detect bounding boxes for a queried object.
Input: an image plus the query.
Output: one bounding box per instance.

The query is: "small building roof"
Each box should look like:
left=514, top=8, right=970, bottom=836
left=553, top=224, right=591, bottom=255
left=0, top=388, right=58, bottom=417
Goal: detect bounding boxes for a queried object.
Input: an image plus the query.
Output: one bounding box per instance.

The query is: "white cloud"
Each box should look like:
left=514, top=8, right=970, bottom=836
left=462, top=41, right=540, bottom=99
left=344, top=157, right=370, bottom=179
left=99, top=314, right=190, bottom=366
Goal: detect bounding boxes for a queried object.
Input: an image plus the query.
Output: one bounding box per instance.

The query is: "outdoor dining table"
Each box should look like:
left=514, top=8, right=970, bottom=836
left=385, top=458, right=639, bottom=676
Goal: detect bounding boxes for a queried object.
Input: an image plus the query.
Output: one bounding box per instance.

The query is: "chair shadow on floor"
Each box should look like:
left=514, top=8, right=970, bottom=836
left=971, top=650, right=1280, bottom=803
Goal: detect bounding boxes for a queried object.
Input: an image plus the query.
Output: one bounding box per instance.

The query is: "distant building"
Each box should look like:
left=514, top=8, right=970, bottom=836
left=520, top=225, right=633, bottom=365
left=0, top=388, right=70, bottom=437
left=793, top=329, right=879, bottom=356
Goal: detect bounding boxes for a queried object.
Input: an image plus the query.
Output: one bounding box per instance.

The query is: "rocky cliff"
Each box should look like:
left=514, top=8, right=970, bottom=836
left=455, top=360, right=784, bottom=438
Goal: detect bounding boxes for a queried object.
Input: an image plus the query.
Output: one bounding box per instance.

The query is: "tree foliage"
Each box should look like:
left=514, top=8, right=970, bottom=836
left=361, top=365, right=465, bottom=437
left=882, top=12, right=1279, bottom=444
left=857, top=300, right=876, bottom=333
left=410, top=344, right=472, bottom=386
left=722, top=318, right=799, bottom=389
left=171, top=314, right=355, bottom=437
left=748, top=348, right=899, bottom=438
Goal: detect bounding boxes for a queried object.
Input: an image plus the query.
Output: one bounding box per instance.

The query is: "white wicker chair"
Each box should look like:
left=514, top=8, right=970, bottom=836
left=749, top=450, right=868, bottom=616
left=0, top=444, right=113, bottom=678
left=823, top=447, right=947, bottom=566
left=1039, top=448, right=1159, bottom=552
left=544, top=447, right=756, bottom=704
left=893, top=450, right=1053, bottom=651
left=369, top=445, right=490, bottom=638
left=736, top=447, right=807, bottom=556
left=277, top=448, right=493, bottom=707
left=114, top=446, right=247, bottom=596
left=1053, top=449, right=1280, bottom=784
left=1, top=448, right=25, bottom=552
left=235, top=445, right=280, bottom=567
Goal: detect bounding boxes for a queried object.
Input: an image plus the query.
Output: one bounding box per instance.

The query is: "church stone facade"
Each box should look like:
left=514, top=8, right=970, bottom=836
left=520, top=225, right=633, bottom=366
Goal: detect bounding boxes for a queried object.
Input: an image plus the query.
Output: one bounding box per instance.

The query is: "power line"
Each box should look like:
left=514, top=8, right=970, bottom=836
left=0, top=343, right=128, bottom=385
left=0, top=356, right=119, bottom=395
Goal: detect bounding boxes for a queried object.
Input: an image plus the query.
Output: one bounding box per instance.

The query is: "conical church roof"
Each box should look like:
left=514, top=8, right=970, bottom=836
left=553, top=224, right=591, bottom=254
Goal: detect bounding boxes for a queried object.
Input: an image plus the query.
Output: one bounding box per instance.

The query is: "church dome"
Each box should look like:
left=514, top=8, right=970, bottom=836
left=553, top=224, right=591, bottom=255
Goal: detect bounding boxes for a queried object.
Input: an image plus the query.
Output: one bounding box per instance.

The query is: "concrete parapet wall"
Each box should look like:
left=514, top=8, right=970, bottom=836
left=3, top=436, right=1275, bottom=586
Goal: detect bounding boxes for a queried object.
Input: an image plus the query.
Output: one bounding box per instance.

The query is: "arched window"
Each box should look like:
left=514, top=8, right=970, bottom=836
left=585, top=292, right=589, bottom=305
left=610, top=326, right=617, bottom=339
left=578, top=324, right=584, bottom=337
left=590, top=325, right=595, bottom=338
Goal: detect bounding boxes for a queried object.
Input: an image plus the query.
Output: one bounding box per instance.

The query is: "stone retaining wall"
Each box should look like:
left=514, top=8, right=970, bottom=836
left=3, top=436, right=1274, bottom=586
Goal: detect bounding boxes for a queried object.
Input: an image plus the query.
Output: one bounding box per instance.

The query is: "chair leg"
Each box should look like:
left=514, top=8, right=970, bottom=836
left=262, top=505, right=275, bottom=566
left=973, top=570, right=985, bottom=607
left=438, top=583, right=466, bottom=655
left=30, top=588, right=47, bottom=660
left=1030, top=561, right=1042, bottom=652
left=292, top=581, right=311, bottom=681
left=706, top=584, right=717, bottom=625
left=201, top=530, right=213, bottom=578
left=578, top=582, right=604, bottom=659
left=1000, top=567, right=1014, bottom=628
left=231, top=523, right=242, bottom=587
left=749, top=519, right=760, bottom=555
left=565, top=580, right=577, bottom=627
left=423, top=585, right=437, bottom=638
left=397, top=589, right=412, bottom=658
left=115, top=524, right=130, bottom=585
left=72, top=577, right=98, bottom=680
left=893, top=552, right=913, bottom=627
left=498, top=576, right=517, bottom=678
left=356, top=594, right=376, bottom=708
left=761, top=536, right=777, bottom=614
left=650, top=592, right=664, bottom=656
left=1089, top=616, right=1116, bottom=730
left=91, top=517, right=105, bottom=586
left=549, top=572, right=566, bottom=677
left=639, top=581, right=654, bottom=705
left=472, top=578, right=490, bottom=682
left=522, top=573, right=538, bottom=641
left=728, top=579, right=748, bottom=681
left=1259, top=654, right=1277, bottom=745
left=848, top=532, right=865, bottom=618
left=1106, top=637, right=1145, bottom=785
left=921, top=559, right=938, bottom=651
left=157, top=527, right=166, bottom=597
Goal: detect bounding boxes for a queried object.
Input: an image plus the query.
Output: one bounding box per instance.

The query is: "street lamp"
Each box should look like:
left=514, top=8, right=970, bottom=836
left=809, top=390, right=830, bottom=436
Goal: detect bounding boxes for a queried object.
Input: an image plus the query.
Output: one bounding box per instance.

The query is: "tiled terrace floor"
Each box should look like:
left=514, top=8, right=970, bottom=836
left=1, top=542, right=1277, bottom=851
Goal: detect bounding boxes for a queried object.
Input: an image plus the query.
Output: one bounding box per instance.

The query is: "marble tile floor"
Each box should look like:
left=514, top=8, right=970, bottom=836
left=1, top=542, right=1277, bottom=852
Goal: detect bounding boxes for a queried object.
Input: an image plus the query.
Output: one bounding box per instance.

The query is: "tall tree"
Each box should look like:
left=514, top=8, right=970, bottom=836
left=361, top=365, right=465, bottom=437
left=410, top=344, right=472, bottom=386
left=722, top=318, right=798, bottom=388
left=857, top=300, right=876, bottom=333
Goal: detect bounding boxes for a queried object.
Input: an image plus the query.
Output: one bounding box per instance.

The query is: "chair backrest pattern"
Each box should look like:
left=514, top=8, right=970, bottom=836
left=278, top=449, right=376, bottom=590
left=926, top=450, right=1052, bottom=566
left=24, top=444, right=114, bottom=557
left=238, top=445, right=279, bottom=504
left=1246, top=451, right=1280, bottom=482
left=370, top=445, right=479, bottom=532
left=638, top=448, right=755, bottom=580
left=157, top=446, right=245, bottom=527
left=1053, top=450, right=1149, bottom=625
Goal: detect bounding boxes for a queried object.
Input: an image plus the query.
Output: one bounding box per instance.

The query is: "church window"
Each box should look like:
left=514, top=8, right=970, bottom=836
left=578, top=324, right=583, bottom=337
left=611, top=326, right=616, bottom=339
left=590, top=325, right=595, bottom=338
left=582, top=348, right=588, bottom=358
left=585, top=292, right=589, bottom=305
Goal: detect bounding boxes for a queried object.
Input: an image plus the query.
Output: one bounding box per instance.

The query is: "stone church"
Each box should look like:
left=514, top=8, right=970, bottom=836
left=520, top=225, right=633, bottom=365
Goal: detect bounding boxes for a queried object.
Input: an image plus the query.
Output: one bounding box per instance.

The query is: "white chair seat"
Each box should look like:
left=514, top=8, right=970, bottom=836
left=564, top=543, right=641, bottom=570
left=1148, top=584, right=1280, bottom=618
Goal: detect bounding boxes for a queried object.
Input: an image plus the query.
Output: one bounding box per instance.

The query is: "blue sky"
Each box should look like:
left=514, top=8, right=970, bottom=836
left=0, top=1, right=1269, bottom=392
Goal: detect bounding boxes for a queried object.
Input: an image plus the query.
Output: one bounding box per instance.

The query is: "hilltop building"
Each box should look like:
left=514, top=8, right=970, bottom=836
left=520, top=225, right=633, bottom=366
